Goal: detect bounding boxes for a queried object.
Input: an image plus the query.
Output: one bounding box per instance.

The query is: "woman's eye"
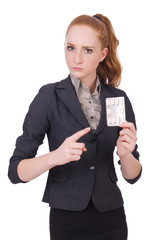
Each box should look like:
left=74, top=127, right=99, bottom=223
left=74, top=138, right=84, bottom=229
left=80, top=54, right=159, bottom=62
left=67, top=46, right=74, bottom=51
left=85, top=49, right=93, bottom=53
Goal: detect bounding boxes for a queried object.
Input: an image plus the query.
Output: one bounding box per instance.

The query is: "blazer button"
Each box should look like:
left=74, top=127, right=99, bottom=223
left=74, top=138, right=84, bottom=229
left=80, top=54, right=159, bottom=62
left=89, top=166, right=95, bottom=171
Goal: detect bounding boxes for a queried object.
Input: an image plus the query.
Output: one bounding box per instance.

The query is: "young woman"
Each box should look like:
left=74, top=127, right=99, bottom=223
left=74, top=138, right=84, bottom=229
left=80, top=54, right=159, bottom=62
left=8, top=14, right=142, bottom=240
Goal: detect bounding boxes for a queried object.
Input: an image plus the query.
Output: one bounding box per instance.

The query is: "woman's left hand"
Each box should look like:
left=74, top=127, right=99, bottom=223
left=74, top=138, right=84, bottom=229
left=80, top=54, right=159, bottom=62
left=117, top=121, right=137, bottom=158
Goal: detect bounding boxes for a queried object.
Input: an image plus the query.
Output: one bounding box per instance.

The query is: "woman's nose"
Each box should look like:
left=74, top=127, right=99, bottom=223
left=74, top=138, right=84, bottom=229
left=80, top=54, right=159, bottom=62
left=74, top=51, right=83, bottom=64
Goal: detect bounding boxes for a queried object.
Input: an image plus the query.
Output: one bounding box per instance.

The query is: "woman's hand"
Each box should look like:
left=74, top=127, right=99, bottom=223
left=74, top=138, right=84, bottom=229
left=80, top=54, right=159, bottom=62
left=17, top=127, right=91, bottom=182
left=117, top=121, right=137, bottom=158
left=49, top=127, right=91, bottom=166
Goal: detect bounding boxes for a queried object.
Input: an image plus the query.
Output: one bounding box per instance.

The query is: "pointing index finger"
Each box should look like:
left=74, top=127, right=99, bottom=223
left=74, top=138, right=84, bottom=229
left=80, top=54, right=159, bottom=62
left=69, top=127, right=91, bottom=142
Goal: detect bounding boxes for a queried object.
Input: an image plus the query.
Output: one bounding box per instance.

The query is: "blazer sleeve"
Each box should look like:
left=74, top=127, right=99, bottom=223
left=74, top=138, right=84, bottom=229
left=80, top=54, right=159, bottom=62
left=118, top=92, right=142, bottom=184
left=8, top=86, right=50, bottom=184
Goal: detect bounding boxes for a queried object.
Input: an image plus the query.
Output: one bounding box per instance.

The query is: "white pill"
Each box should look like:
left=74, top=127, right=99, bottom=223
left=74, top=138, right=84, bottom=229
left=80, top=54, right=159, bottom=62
left=120, top=98, right=124, bottom=105
left=115, top=98, right=119, bottom=105
left=106, top=99, right=111, bottom=105
left=111, top=99, right=115, bottom=105
left=107, top=118, right=112, bottom=124
left=120, top=107, right=124, bottom=114
left=107, top=108, right=111, bottom=114
left=112, top=117, right=116, bottom=124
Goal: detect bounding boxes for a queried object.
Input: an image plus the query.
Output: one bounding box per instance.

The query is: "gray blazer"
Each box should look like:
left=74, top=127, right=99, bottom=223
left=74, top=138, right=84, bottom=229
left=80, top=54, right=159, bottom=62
left=8, top=75, right=141, bottom=212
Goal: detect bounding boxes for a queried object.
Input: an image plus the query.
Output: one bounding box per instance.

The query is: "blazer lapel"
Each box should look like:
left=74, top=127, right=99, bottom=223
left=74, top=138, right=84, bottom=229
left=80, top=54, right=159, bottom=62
left=56, top=76, right=89, bottom=128
left=95, top=80, right=115, bottom=135
left=56, top=75, right=115, bottom=133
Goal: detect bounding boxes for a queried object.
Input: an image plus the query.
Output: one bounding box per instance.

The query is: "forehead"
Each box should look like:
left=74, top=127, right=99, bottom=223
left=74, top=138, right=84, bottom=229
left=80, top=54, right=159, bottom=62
left=66, top=25, right=100, bottom=46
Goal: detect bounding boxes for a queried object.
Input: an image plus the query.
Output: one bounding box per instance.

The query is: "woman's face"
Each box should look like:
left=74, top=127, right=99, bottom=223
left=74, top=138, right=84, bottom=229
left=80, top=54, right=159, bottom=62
left=65, top=25, right=108, bottom=82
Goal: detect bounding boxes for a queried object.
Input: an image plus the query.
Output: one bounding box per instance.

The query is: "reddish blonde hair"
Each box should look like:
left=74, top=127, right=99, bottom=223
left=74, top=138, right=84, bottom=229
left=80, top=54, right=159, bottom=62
left=66, top=14, right=122, bottom=87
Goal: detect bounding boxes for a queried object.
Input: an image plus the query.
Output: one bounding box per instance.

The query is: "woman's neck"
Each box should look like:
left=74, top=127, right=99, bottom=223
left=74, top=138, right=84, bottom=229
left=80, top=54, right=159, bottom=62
left=79, top=75, right=97, bottom=94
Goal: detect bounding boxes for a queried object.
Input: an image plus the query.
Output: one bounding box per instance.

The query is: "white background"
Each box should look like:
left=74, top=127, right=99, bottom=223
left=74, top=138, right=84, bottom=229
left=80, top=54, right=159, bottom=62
left=0, top=0, right=159, bottom=239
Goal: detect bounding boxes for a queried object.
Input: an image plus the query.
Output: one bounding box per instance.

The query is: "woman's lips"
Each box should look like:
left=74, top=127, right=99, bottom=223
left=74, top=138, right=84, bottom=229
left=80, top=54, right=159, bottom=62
left=73, top=67, right=83, bottom=71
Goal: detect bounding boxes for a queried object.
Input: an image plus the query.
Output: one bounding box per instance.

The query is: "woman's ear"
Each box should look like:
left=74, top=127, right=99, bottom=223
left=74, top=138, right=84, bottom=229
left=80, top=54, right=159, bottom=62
left=100, top=48, right=108, bottom=62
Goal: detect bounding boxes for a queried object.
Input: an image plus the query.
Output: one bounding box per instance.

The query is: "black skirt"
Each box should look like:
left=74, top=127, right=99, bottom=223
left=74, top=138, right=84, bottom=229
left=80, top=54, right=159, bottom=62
left=49, top=199, right=128, bottom=240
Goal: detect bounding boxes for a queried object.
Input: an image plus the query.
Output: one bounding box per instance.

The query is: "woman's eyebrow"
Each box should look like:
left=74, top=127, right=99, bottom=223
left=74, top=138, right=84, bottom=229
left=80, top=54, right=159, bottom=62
left=66, top=42, right=95, bottom=49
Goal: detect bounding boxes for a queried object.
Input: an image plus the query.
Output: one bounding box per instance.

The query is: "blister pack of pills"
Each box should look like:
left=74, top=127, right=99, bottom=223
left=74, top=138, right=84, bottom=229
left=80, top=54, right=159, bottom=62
left=105, top=97, right=126, bottom=127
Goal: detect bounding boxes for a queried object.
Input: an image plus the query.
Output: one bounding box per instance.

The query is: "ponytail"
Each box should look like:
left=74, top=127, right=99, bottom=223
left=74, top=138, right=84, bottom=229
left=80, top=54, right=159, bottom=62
left=95, top=14, right=122, bottom=87
left=66, top=14, right=122, bottom=87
